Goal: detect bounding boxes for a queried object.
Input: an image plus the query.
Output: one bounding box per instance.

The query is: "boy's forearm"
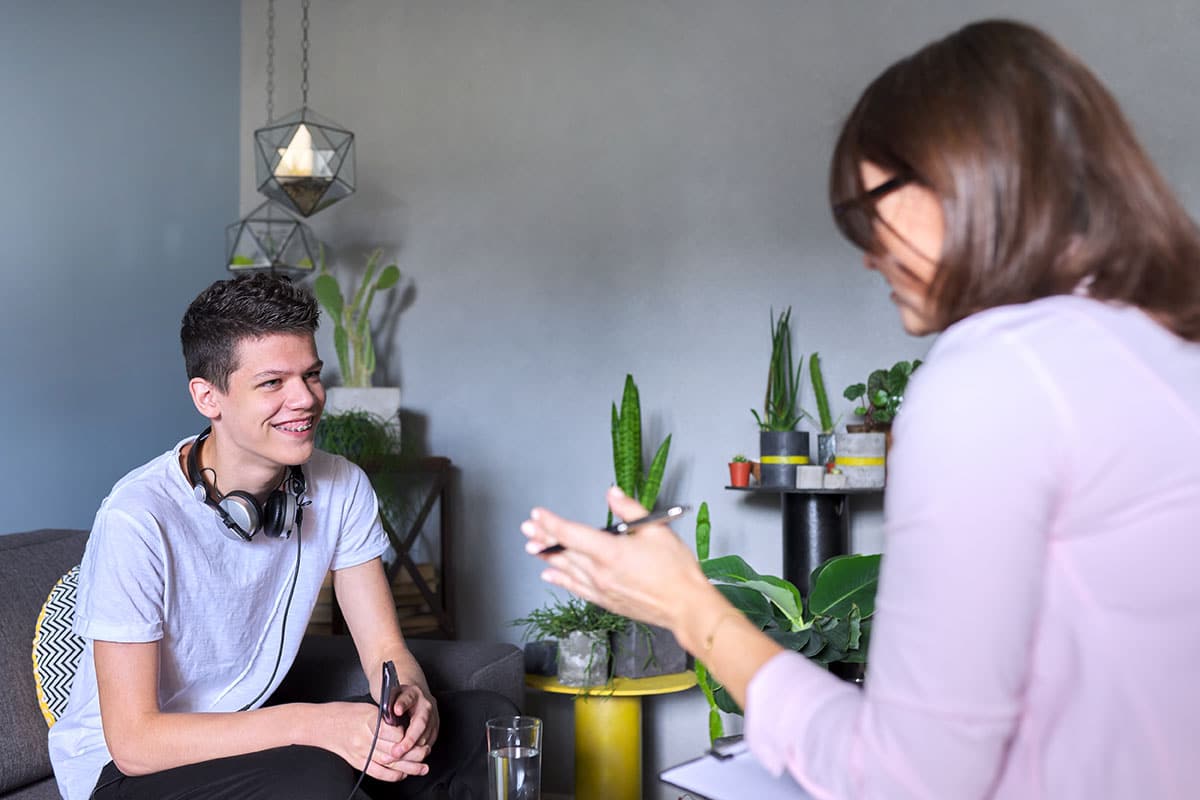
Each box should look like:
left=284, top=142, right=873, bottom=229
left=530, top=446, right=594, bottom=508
left=107, top=702, right=321, bottom=777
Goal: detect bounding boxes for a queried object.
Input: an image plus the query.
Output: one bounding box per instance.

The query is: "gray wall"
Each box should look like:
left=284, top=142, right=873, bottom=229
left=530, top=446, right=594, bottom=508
left=233, top=0, right=1193, bottom=795
left=1, top=1, right=242, bottom=532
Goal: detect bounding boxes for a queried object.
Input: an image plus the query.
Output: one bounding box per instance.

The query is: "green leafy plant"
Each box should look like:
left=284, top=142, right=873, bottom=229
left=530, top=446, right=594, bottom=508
left=751, top=308, right=806, bottom=432
left=809, top=352, right=835, bottom=435
left=610, top=374, right=671, bottom=527
left=313, top=247, right=401, bottom=388
left=692, top=504, right=881, bottom=742
left=730, top=454, right=748, bottom=463
left=315, top=410, right=403, bottom=461
left=314, top=409, right=411, bottom=546
left=843, top=359, right=923, bottom=431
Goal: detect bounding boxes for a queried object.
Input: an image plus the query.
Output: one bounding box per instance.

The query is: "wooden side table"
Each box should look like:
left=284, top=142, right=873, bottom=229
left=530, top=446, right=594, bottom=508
left=526, top=672, right=698, bottom=800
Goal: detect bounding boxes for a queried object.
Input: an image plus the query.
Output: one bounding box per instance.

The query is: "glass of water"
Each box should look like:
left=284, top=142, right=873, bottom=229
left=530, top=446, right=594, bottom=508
left=486, top=715, right=542, bottom=800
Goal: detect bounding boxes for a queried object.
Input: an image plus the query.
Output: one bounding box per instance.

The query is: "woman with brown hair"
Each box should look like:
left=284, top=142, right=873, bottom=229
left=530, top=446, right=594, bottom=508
left=522, top=19, right=1200, bottom=799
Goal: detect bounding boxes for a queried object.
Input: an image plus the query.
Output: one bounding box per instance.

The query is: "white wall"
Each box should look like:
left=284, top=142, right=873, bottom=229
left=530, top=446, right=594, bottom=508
left=239, top=1, right=1200, bottom=795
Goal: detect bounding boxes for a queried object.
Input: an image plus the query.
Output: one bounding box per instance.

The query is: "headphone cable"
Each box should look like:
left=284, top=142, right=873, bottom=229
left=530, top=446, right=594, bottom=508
left=238, top=525, right=302, bottom=712
left=345, top=702, right=386, bottom=800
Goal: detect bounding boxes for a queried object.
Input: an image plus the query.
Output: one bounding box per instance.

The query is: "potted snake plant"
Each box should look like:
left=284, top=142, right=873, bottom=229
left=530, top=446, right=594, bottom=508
left=606, top=373, right=688, bottom=678
left=751, top=308, right=810, bottom=487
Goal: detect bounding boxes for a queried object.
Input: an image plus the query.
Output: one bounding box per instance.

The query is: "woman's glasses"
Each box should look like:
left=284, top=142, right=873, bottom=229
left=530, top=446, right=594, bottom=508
left=832, top=175, right=912, bottom=251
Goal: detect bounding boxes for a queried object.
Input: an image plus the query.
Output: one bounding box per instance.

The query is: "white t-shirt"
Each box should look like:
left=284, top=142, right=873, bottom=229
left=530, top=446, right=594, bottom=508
left=48, top=437, right=388, bottom=800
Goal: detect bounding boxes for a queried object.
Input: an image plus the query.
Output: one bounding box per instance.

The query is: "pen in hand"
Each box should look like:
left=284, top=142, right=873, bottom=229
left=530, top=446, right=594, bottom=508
left=537, top=504, right=690, bottom=555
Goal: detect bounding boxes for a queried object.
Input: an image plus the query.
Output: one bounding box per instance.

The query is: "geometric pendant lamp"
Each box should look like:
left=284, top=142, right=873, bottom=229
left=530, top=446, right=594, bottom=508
left=254, top=106, right=355, bottom=217
left=252, top=0, right=355, bottom=218
left=225, top=200, right=319, bottom=274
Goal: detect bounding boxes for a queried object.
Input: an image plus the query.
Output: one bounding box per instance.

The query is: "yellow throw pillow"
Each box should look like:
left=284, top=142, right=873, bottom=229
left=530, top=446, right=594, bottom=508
left=31, top=565, right=84, bottom=727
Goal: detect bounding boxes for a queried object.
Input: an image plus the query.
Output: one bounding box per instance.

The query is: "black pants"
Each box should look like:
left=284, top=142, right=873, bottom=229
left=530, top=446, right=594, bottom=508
left=90, top=690, right=519, bottom=800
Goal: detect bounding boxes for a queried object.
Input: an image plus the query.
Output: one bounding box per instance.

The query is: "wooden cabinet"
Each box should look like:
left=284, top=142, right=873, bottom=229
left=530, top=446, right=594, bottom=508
left=307, top=456, right=456, bottom=639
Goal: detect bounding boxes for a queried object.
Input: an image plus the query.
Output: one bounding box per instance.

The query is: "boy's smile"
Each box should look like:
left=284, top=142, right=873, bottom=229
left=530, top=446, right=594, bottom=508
left=190, top=332, right=325, bottom=499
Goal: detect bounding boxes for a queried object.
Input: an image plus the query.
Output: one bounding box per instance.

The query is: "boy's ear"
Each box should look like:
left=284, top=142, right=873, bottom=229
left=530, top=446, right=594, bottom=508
left=188, top=377, right=222, bottom=421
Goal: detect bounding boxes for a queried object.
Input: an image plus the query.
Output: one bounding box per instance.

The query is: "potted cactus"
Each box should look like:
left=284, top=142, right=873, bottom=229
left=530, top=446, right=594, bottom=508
left=727, top=454, right=751, bottom=488
left=751, top=308, right=810, bottom=488
left=312, top=247, right=403, bottom=425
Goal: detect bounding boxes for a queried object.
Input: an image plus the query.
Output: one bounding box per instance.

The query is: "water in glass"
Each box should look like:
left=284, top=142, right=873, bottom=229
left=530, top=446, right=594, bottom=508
left=488, top=745, right=541, bottom=800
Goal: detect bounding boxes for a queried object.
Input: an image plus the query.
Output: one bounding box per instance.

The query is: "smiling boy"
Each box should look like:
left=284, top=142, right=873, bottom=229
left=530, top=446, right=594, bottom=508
left=48, top=273, right=514, bottom=800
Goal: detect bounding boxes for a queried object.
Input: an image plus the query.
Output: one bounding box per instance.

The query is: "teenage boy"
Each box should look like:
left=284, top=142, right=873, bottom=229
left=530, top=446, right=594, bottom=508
left=49, top=273, right=515, bottom=800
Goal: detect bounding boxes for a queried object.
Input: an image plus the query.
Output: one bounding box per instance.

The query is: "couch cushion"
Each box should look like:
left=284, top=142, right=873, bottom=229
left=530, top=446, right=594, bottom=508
left=32, top=565, right=85, bottom=727
left=0, top=530, right=88, bottom=795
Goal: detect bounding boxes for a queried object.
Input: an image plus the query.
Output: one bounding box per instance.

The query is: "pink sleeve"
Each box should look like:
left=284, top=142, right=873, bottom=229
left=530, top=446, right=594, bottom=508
left=745, top=331, right=1070, bottom=798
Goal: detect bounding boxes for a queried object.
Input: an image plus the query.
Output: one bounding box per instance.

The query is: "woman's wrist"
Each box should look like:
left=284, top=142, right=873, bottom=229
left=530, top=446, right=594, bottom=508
left=671, top=579, right=738, bottom=655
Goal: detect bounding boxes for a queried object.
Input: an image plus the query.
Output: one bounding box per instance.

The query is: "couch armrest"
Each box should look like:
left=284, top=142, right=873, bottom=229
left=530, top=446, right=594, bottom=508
left=270, top=635, right=524, bottom=711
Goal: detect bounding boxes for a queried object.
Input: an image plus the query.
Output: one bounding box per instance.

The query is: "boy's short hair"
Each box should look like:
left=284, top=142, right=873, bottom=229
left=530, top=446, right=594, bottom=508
left=181, top=273, right=320, bottom=392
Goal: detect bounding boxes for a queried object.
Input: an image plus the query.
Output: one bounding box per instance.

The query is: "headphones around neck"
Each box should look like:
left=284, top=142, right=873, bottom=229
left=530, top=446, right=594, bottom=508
left=186, top=427, right=307, bottom=542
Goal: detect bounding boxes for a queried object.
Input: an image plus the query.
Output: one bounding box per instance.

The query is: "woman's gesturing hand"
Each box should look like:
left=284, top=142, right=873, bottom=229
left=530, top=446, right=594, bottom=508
left=521, top=486, right=715, bottom=636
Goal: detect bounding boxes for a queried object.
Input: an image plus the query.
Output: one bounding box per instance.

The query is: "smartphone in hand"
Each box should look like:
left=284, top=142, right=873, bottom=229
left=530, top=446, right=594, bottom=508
left=380, top=661, right=409, bottom=727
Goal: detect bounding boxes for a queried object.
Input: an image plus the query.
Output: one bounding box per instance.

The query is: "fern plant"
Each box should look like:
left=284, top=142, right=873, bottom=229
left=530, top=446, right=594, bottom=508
left=609, top=374, right=671, bottom=527
left=312, top=247, right=401, bottom=388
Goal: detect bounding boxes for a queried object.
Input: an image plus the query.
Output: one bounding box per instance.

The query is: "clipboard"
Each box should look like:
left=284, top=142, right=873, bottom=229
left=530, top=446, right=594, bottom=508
left=658, top=740, right=814, bottom=800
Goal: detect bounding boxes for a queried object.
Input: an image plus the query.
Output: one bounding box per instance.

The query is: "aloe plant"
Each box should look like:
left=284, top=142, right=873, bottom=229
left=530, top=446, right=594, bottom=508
left=609, top=374, right=671, bottom=527
left=751, top=307, right=806, bottom=432
left=312, top=247, right=401, bottom=387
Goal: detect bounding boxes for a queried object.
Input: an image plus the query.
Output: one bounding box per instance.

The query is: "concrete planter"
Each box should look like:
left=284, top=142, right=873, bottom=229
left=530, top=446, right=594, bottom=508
left=759, top=430, right=811, bottom=488
left=523, top=640, right=558, bottom=677
left=796, top=464, right=825, bottom=489
left=611, top=623, right=687, bottom=678
left=834, top=432, right=887, bottom=488
left=556, top=631, right=610, bottom=687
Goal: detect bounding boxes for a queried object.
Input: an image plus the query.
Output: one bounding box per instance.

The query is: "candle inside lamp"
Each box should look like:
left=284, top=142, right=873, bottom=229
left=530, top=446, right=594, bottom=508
left=276, top=124, right=320, bottom=178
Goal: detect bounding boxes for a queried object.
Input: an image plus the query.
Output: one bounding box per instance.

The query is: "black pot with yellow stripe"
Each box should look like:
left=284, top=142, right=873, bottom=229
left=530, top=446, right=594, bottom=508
left=759, top=431, right=811, bottom=488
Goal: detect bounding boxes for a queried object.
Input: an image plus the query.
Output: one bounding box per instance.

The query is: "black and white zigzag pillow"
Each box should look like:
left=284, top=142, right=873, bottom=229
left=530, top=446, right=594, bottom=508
left=32, top=565, right=85, bottom=727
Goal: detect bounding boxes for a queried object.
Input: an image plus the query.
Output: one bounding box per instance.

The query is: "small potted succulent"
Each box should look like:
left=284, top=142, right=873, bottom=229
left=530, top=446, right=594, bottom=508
left=727, top=454, right=751, bottom=488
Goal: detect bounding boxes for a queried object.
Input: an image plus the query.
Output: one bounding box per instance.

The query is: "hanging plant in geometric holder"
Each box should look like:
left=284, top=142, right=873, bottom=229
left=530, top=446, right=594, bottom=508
left=254, top=106, right=355, bottom=217
left=226, top=199, right=319, bottom=274
left=253, top=0, right=355, bottom=218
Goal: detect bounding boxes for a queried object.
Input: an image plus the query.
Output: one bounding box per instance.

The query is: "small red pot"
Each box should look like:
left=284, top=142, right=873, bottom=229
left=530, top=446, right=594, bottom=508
left=728, top=461, right=751, bottom=487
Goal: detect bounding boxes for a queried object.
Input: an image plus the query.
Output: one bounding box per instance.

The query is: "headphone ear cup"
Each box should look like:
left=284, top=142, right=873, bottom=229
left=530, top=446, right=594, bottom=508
left=217, top=491, right=262, bottom=542
left=261, top=490, right=297, bottom=539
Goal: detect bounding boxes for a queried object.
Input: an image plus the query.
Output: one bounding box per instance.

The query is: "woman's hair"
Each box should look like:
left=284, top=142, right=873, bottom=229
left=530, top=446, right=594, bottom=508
left=181, top=272, right=320, bottom=392
left=829, top=19, right=1200, bottom=340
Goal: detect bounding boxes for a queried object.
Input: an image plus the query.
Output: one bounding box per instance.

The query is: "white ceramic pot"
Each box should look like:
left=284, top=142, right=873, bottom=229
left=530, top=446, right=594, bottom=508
left=324, top=386, right=402, bottom=425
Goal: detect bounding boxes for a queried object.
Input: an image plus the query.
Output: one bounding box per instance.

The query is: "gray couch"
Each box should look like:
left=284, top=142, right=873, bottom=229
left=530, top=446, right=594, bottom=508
left=0, top=529, right=523, bottom=800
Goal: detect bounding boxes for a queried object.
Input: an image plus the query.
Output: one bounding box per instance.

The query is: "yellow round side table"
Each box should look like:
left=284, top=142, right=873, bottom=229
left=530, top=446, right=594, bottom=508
left=525, top=671, right=697, bottom=800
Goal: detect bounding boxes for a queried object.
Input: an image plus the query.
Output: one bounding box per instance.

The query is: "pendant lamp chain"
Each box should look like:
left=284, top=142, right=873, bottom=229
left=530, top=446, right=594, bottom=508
left=252, top=0, right=356, bottom=217
left=223, top=0, right=320, bottom=275
left=300, top=0, right=310, bottom=106
left=266, top=0, right=275, bottom=123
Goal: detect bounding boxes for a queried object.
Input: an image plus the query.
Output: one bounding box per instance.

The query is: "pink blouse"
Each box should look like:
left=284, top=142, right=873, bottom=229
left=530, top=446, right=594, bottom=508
left=745, top=295, right=1200, bottom=799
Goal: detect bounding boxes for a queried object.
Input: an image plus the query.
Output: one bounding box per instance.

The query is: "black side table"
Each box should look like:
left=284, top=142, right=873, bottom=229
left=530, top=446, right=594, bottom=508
left=725, top=486, right=882, bottom=595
